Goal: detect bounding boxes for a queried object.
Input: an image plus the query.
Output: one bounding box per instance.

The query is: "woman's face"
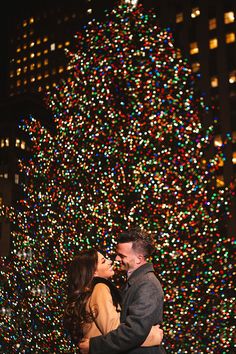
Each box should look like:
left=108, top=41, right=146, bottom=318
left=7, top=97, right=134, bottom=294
left=94, top=252, right=114, bottom=279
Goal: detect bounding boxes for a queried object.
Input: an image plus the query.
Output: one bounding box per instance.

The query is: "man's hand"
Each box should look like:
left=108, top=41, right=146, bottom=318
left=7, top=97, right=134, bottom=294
left=79, top=338, right=90, bottom=354
left=142, top=324, right=163, bottom=347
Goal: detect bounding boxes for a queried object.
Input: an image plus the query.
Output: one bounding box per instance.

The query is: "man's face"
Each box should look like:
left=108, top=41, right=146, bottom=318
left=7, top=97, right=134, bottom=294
left=115, top=242, right=141, bottom=272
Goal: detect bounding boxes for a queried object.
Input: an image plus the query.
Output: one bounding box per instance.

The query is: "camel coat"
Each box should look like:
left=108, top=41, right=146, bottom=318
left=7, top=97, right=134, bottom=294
left=83, top=282, right=121, bottom=338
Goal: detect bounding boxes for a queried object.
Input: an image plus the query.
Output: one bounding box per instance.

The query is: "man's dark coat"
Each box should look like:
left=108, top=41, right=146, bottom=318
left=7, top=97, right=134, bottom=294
left=89, top=263, right=166, bottom=354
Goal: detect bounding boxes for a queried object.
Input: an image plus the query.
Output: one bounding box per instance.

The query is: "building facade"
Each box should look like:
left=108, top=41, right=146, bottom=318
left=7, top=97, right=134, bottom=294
left=0, top=0, right=235, bottom=255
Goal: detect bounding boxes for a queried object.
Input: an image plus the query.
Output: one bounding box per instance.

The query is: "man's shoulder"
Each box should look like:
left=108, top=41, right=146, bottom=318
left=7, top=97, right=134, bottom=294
left=131, top=263, right=157, bottom=280
left=132, top=264, right=163, bottom=291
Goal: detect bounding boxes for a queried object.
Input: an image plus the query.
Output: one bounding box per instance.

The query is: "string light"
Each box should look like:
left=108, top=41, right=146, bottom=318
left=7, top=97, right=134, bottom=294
left=0, top=2, right=234, bottom=352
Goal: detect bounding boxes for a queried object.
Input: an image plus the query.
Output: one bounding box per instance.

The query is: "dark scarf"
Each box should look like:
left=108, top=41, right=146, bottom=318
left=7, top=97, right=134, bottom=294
left=92, top=277, right=122, bottom=311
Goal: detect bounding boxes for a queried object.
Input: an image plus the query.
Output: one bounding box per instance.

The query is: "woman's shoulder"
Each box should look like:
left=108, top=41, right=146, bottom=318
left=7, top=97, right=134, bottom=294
left=88, top=282, right=112, bottom=308
left=93, top=282, right=110, bottom=292
left=91, top=277, right=121, bottom=307
left=92, top=276, right=113, bottom=287
left=92, top=278, right=112, bottom=295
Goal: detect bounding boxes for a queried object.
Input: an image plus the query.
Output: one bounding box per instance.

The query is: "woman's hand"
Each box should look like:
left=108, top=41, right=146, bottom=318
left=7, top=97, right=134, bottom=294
left=142, top=324, right=163, bottom=347
left=78, top=338, right=90, bottom=354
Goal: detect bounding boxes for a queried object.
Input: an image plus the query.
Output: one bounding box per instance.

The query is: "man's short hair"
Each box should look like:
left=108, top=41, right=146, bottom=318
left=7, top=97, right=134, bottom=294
left=117, top=226, right=156, bottom=257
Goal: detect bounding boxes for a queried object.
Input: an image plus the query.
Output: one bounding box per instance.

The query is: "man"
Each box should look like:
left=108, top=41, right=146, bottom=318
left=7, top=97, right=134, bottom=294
left=79, top=227, right=166, bottom=354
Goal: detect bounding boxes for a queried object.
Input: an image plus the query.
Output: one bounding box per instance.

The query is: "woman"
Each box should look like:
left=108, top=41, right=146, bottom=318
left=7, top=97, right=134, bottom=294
left=63, top=249, right=163, bottom=347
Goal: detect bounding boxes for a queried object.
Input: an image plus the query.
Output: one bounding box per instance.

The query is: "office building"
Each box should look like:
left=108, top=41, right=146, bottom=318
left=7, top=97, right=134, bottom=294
left=0, top=0, right=235, bottom=255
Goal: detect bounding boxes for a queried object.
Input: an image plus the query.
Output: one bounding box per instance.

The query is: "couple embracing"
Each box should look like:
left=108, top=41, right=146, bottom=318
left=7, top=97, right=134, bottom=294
left=64, top=227, right=166, bottom=354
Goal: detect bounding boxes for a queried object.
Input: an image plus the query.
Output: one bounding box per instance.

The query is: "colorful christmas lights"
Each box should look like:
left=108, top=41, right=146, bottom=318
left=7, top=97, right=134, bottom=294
left=0, top=2, right=234, bottom=353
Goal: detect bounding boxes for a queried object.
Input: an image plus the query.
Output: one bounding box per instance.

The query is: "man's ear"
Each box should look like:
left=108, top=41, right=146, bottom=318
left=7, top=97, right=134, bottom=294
left=136, top=254, right=144, bottom=263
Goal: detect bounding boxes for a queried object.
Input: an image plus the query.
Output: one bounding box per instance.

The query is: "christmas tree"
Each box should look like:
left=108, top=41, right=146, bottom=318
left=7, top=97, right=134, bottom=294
left=0, top=2, right=234, bottom=353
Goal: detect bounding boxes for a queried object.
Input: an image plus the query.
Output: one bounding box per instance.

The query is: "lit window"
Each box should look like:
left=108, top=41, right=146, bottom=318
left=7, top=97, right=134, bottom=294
left=216, top=175, right=224, bottom=187
left=43, top=36, right=48, bottom=43
left=218, top=157, right=224, bottom=166
left=37, top=62, right=42, bottom=68
left=30, top=53, right=35, bottom=58
left=23, top=33, right=27, bottom=39
left=16, top=138, right=20, bottom=147
left=23, top=57, right=27, bottom=62
left=58, top=66, right=64, bottom=73
left=29, top=17, right=34, bottom=24
left=124, top=0, right=138, bottom=5
left=224, top=11, right=235, bottom=24
left=44, top=71, right=49, bottom=78
left=0, top=195, right=3, bottom=206
left=209, top=18, right=217, bottom=30
left=17, top=80, right=21, bottom=87
left=17, top=59, right=21, bottom=64
left=23, top=79, right=27, bottom=85
left=229, top=70, right=236, bottom=84
left=23, top=20, right=27, bottom=27
left=38, top=86, right=43, bottom=92
left=23, top=66, right=28, bottom=73
left=16, top=47, right=21, bottom=53
left=37, top=74, right=42, bottom=80
left=10, top=71, right=14, bottom=78
left=21, top=140, right=26, bottom=150
left=87, top=8, right=92, bottom=14
left=65, top=41, right=70, bottom=47
left=0, top=172, right=8, bottom=179
left=214, top=134, right=223, bottom=147
left=50, top=43, right=56, bottom=51
left=1, top=138, right=9, bottom=147
left=16, top=68, right=21, bottom=76
left=44, top=59, right=48, bottom=65
left=176, top=49, right=182, bottom=59
left=176, top=12, right=184, bottom=23
left=192, top=62, right=200, bottom=73
left=43, top=49, right=49, bottom=54
left=36, top=52, right=41, bottom=57
left=190, top=42, right=199, bottom=55
left=30, top=63, right=35, bottom=70
left=232, top=152, right=236, bottom=164
left=15, top=174, right=19, bottom=184
left=211, top=76, right=218, bottom=88
left=191, top=7, right=200, bottom=18
left=23, top=44, right=27, bottom=50
left=30, top=42, right=35, bottom=48
left=232, top=131, right=236, bottom=143
left=36, top=39, right=41, bottom=45
left=226, top=32, right=235, bottom=44
left=30, top=77, right=36, bottom=82
left=209, top=38, right=218, bottom=49
left=58, top=44, right=63, bottom=49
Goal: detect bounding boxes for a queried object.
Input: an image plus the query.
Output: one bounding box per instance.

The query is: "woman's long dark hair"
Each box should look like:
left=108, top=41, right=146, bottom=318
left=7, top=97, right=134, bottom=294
left=63, top=249, right=98, bottom=344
